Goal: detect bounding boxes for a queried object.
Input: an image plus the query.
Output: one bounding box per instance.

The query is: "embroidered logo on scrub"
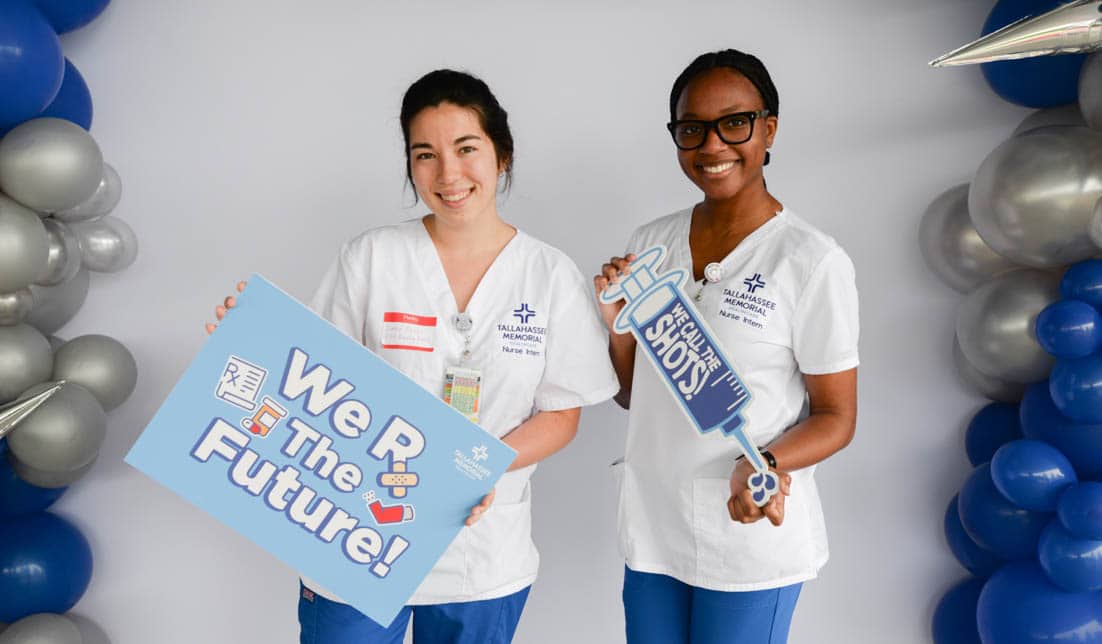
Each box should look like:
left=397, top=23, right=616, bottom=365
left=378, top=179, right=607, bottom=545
left=718, top=273, right=777, bottom=330
left=381, top=312, right=437, bottom=352
left=499, top=302, right=545, bottom=357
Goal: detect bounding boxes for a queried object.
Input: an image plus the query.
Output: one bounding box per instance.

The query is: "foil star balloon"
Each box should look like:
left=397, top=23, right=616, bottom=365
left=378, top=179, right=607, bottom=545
left=931, top=0, right=1102, bottom=67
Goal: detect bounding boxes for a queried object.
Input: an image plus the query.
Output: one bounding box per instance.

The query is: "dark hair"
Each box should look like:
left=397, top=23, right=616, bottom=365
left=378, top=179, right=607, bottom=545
left=399, top=69, right=514, bottom=200
left=669, top=49, right=779, bottom=164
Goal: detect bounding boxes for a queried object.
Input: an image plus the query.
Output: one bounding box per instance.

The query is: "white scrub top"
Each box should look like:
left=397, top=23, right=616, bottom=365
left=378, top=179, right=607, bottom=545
left=306, top=218, right=618, bottom=605
left=617, top=208, right=859, bottom=592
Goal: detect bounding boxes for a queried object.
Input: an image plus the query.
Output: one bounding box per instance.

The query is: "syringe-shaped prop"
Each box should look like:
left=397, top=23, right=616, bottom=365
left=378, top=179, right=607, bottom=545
left=601, top=246, right=778, bottom=507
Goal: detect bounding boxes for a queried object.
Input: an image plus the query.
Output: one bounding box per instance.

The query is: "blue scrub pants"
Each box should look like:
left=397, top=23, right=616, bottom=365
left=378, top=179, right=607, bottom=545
left=298, top=584, right=530, bottom=644
left=622, top=567, right=802, bottom=644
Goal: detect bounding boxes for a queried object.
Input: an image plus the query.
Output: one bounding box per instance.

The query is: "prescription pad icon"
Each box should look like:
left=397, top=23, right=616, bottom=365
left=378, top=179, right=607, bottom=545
left=243, top=396, right=288, bottom=437
left=215, top=355, right=268, bottom=411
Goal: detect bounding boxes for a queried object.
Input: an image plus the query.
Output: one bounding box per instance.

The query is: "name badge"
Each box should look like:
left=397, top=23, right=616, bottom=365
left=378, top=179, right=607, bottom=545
left=381, top=312, right=436, bottom=352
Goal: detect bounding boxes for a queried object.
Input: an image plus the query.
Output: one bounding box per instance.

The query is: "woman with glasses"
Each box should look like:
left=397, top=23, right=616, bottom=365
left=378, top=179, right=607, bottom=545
left=213, top=69, right=618, bottom=643
left=594, top=49, right=859, bottom=643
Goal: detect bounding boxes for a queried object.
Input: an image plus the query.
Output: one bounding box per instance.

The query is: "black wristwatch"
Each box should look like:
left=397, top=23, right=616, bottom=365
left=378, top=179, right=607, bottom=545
left=736, top=447, right=776, bottom=470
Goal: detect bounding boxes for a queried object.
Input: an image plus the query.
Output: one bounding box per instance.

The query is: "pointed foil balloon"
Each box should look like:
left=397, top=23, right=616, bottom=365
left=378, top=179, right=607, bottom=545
left=931, top=0, right=1102, bottom=67
left=0, top=380, right=65, bottom=441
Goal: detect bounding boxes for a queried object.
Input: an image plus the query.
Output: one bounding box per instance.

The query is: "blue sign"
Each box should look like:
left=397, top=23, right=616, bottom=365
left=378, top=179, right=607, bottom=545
left=600, top=246, right=778, bottom=506
left=126, top=276, right=516, bottom=626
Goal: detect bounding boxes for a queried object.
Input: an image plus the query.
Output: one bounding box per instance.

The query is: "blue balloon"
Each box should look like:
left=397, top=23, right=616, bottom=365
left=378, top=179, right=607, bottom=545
left=0, top=512, right=93, bottom=623
left=1061, top=259, right=1102, bottom=308
left=1058, top=482, right=1102, bottom=539
left=945, top=494, right=1004, bottom=578
left=980, top=0, right=1086, bottom=107
left=931, top=577, right=984, bottom=644
left=39, top=59, right=92, bottom=131
left=1038, top=519, right=1102, bottom=592
left=32, top=0, right=110, bottom=35
left=966, top=402, right=1022, bottom=466
left=978, top=561, right=1102, bottom=644
left=959, top=463, right=1050, bottom=559
left=1050, top=355, right=1102, bottom=422
left=0, top=1, right=64, bottom=131
left=1035, top=300, right=1102, bottom=359
left=0, top=441, right=66, bottom=518
left=991, top=439, right=1077, bottom=512
left=1021, top=381, right=1102, bottom=478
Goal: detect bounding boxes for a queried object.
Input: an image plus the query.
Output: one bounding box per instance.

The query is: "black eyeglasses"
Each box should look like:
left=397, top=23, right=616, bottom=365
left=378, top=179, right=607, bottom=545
left=666, top=110, right=771, bottom=150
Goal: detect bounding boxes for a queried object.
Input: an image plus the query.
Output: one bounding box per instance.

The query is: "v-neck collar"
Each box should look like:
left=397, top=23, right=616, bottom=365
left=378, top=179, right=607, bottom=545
left=411, top=217, right=522, bottom=318
left=679, top=208, right=787, bottom=277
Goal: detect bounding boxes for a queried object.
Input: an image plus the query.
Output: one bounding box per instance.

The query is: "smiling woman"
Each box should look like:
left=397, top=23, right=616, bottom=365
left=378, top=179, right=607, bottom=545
left=594, top=49, right=860, bottom=644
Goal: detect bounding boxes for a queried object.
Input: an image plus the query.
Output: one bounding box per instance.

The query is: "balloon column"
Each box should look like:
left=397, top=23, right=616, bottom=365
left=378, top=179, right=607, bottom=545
left=0, top=1, right=136, bottom=641
left=924, top=4, right=1102, bottom=641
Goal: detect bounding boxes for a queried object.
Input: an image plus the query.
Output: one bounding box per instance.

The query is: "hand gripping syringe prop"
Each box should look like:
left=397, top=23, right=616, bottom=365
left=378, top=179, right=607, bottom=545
left=601, top=245, right=779, bottom=506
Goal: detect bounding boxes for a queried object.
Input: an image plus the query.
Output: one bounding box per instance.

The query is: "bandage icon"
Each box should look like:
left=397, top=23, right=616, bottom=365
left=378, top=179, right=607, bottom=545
left=600, top=245, right=778, bottom=507
left=377, top=460, right=419, bottom=498
left=241, top=396, right=287, bottom=436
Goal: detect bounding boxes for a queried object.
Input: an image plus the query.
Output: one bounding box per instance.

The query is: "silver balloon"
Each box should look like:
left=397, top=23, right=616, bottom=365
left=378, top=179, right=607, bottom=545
left=0, top=118, right=104, bottom=213
left=0, top=613, right=81, bottom=644
left=957, top=269, right=1060, bottom=383
left=53, top=334, right=137, bottom=410
left=1013, top=104, right=1087, bottom=136
left=46, top=335, right=65, bottom=353
left=0, top=289, right=33, bottom=326
left=52, top=162, right=121, bottom=223
left=1082, top=52, right=1102, bottom=131
left=0, top=194, right=49, bottom=293
left=1090, top=195, right=1102, bottom=248
left=0, top=324, right=51, bottom=403
left=919, top=184, right=1018, bottom=293
left=67, top=615, right=111, bottom=644
left=70, top=216, right=138, bottom=273
left=969, top=126, right=1102, bottom=268
left=25, top=268, right=90, bottom=335
left=952, top=334, right=1025, bottom=402
left=35, top=218, right=81, bottom=286
left=7, top=381, right=105, bottom=475
left=9, top=452, right=96, bottom=489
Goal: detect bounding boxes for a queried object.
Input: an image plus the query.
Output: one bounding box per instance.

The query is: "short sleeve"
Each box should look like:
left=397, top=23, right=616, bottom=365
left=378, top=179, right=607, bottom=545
left=310, top=241, right=369, bottom=344
left=533, top=259, right=620, bottom=410
left=791, top=247, right=860, bottom=375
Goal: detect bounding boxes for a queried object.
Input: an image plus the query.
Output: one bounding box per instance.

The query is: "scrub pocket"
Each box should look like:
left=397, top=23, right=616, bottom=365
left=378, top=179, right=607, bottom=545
left=462, top=482, right=536, bottom=596
left=691, top=477, right=817, bottom=587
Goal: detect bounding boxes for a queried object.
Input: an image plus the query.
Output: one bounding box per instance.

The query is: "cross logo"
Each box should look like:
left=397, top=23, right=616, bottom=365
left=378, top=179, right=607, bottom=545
left=471, top=445, right=489, bottom=462
left=512, top=303, right=536, bottom=324
left=743, top=273, right=766, bottom=293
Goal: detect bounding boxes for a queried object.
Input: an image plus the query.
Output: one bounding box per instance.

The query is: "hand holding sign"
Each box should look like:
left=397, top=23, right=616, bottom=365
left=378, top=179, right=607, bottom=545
left=598, top=245, right=779, bottom=508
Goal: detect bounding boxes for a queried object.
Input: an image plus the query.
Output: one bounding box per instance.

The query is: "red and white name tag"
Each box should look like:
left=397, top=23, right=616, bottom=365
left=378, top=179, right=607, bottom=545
left=381, top=312, right=436, bottom=352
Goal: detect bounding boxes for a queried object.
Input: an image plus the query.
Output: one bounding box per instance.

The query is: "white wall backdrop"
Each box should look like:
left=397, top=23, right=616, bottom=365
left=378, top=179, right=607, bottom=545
left=48, top=1, right=1034, bottom=641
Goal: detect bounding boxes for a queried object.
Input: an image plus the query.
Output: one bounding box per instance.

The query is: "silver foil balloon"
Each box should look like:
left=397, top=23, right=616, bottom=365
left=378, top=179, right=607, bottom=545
left=35, top=218, right=81, bottom=286
left=1081, top=52, right=1102, bottom=130
left=930, top=0, right=1102, bottom=66
left=957, top=269, right=1060, bottom=383
left=0, top=194, right=49, bottom=293
left=0, top=324, right=51, bottom=403
left=52, top=162, right=121, bottom=222
left=1090, top=196, right=1102, bottom=248
left=70, top=215, right=138, bottom=273
left=7, top=381, right=105, bottom=475
left=67, top=615, right=111, bottom=644
left=919, top=184, right=1018, bottom=293
left=0, top=118, right=103, bottom=213
left=0, top=289, right=33, bottom=326
left=9, top=452, right=95, bottom=488
left=53, top=334, right=137, bottom=410
left=0, top=613, right=82, bottom=644
left=952, top=335, right=1025, bottom=402
left=1014, top=104, right=1087, bottom=135
left=969, top=126, right=1102, bottom=268
left=25, top=268, right=89, bottom=335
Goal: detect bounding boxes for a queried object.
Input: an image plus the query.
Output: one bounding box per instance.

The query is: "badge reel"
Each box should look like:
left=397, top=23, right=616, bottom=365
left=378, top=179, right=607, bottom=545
left=443, top=312, right=482, bottom=423
left=694, top=262, right=724, bottom=302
